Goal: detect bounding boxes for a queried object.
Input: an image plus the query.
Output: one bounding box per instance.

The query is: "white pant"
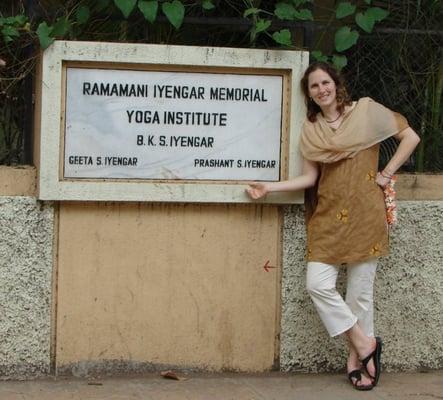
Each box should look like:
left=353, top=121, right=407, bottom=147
left=306, top=260, right=377, bottom=337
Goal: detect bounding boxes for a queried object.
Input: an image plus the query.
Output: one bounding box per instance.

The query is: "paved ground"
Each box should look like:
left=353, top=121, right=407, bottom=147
left=1, top=371, right=442, bottom=400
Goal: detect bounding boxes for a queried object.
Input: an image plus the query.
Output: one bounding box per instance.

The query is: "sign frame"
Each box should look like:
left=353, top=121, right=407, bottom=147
left=35, top=41, right=309, bottom=203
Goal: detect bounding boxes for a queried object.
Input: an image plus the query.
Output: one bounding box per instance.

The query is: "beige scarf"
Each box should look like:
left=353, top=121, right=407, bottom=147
left=299, top=97, right=409, bottom=163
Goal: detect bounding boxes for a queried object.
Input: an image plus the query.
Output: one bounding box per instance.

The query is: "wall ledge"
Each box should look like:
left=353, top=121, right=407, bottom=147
left=396, top=174, right=443, bottom=200
left=0, top=167, right=441, bottom=200
left=0, top=166, right=36, bottom=196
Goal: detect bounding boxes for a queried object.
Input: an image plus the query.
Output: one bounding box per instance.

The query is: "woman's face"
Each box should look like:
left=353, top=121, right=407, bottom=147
left=307, top=68, right=337, bottom=109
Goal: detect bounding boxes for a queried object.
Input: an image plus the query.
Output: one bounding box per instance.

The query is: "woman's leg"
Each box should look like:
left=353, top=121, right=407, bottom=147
left=345, top=259, right=377, bottom=337
left=306, top=261, right=358, bottom=338
left=306, top=261, right=376, bottom=388
left=345, top=260, right=378, bottom=383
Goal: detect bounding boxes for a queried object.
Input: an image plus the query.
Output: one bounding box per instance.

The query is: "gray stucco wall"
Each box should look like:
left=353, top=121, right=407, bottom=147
left=1, top=196, right=442, bottom=378
left=0, top=197, right=54, bottom=379
left=281, top=201, right=443, bottom=372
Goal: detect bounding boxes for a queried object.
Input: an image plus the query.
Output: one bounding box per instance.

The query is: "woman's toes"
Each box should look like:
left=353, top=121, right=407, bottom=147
left=359, top=373, right=373, bottom=387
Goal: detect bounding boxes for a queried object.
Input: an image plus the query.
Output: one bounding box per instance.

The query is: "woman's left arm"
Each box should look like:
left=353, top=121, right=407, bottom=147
left=376, top=127, right=421, bottom=187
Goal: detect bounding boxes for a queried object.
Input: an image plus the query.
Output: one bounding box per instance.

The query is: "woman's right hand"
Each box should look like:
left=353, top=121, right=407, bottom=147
left=245, top=158, right=319, bottom=200
left=246, top=182, right=270, bottom=200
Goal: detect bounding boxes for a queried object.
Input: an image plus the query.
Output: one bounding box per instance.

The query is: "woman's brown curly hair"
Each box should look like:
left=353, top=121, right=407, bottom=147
left=300, top=62, right=352, bottom=122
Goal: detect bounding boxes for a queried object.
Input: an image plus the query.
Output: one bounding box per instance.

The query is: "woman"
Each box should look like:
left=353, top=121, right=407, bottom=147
left=246, top=62, right=420, bottom=391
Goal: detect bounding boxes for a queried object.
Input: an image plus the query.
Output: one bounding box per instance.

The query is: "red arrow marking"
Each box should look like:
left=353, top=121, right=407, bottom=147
left=263, top=260, right=277, bottom=272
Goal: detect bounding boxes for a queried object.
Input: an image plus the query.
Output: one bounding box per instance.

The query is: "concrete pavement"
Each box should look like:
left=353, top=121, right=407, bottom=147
left=1, top=371, right=442, bottom=400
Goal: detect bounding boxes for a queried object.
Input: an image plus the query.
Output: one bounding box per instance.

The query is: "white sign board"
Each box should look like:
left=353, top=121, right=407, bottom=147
left=36, top=41, right=308, bottom=203
left=64, top=68, right=282, bottom=181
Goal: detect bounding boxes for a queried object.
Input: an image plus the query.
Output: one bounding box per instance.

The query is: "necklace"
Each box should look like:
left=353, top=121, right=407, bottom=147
left=324, top=113, right=342, bottom=123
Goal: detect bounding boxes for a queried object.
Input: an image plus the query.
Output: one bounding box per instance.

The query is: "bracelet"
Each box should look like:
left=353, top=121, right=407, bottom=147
left=382, top=169, right=394, bottom=177
left=380, top=171, right=392, bottom=180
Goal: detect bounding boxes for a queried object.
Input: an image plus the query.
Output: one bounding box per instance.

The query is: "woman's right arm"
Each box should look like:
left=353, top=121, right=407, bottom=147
left=246, top=158, right=319, bottom=200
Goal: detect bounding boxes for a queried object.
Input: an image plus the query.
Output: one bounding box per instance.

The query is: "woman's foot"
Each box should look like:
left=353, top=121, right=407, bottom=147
left=347, top=369, right=374, bottom=391
left=357, top=336, right=377, bottom=383
left=361, top=337, right=383, bottom=386
left=347, top=357, right=373, bottom=390
left=345, top=325, right=382, bottom=387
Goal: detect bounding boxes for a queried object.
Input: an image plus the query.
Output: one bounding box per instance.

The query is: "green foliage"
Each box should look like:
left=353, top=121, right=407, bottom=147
left=162, top=0, right=185, bottom=30
left=202, top=0, right=215, bottom=11
left=331, top=2, right=389, bottom=64
left=331, top=54, right=347, bottom=70
left=51, top=17, right=70, bottom=37
left=138, top=1, right=158, bottom=23
left=240, top=1, right=313, bottom=47
left=0, top=1, right=440, bottom=171
left=114, top=0, right=137, bottom=18
left=0, top=0, right=388, bottom=54
left=0, top=15, right=28, bottom=43
left=293, top=9, right=313, bottom=21
left=0, top=1, right=392, bottom=75
left=0, top=0, right=390, bottom=57
left=36, top=22, right=54, bottom=49
left=366, top=7, right=389, bottom=22
left=1, top=25, right=20, bottom=43
left=274, top=2, right=312, bottom=21
left=36, top=16, right=71, bottom=50
left=243, top=8, right=260, bottom=18
left=310, top=52, right=347, bottom=71
left=336, top=2, right=356, bottom=19
left=274, top=3, right=297, bottom=20
left=311, top=50, right=328, bottom=62
left=355, top=12, right=374, bottom=33
left=355, top=8, right=389, bottom=33
left=255, top=19, right=271, bottom=34
left=0, top=0, right=392, bottom=105
left=272, top=29, right=292, bottom=47
left=335, top=26, right=359, bottom=52
left=76, top=5, right=91, bottom=24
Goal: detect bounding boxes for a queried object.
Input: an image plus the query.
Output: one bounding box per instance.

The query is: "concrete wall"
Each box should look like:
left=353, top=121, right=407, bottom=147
left=281, top=201, right=443, bottom=372
left=0, top=196, right=54, bottom=378
left=1, top=167, right=283, bottom=377
left=1, top=167, right=442, bottom=378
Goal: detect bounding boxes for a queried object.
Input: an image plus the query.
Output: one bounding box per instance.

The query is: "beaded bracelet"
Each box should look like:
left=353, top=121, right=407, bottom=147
left=383, top=175, right=397, bottom=226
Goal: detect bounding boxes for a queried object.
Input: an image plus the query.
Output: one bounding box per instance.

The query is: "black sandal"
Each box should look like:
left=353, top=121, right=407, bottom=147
left=348, top=369, right=374, bottom=391
left=362, top=336, right=383, bottom=386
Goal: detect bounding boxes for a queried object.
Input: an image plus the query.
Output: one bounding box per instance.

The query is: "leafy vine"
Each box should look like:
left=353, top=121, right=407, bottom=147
left=1, top=0, right=390, bottom=70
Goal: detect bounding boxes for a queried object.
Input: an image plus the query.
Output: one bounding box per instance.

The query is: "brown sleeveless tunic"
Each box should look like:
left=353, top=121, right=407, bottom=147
left=306, top=144, right=388, bottom=265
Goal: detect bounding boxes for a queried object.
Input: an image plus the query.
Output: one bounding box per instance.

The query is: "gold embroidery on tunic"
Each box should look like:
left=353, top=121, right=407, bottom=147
left=336, top=209, right=349, bottom=223
left=366, top=171, right=376, bottom=182
left=306, top=248, right=312, bottom=260
left=369, top=243, right=382, bottom=256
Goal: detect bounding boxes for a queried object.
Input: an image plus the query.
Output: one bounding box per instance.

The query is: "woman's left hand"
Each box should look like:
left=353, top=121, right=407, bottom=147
left=376, top=172, right=391, bottom=188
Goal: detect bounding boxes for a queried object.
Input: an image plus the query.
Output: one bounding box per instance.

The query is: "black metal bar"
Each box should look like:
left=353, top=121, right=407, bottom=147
left=375, top=27, right=443, bottom=36
left=303, top=22, right=315, bottom=48
left=171, top=16, right=443, bottom=37
left=22, top=0, right=35, bottom=165
left=104, top=13, right=443, bottom=36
